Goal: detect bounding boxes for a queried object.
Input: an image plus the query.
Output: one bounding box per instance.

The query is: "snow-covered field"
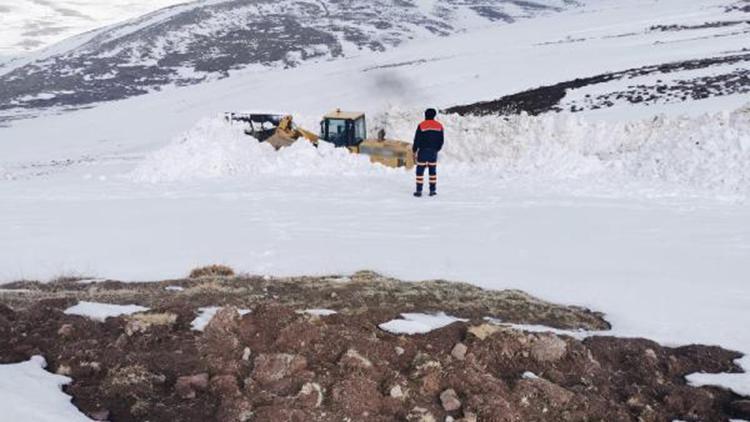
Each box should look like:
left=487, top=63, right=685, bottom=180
left=0, top=0, right=749, bottom=408
left=0, top=356, right=90, bottom=422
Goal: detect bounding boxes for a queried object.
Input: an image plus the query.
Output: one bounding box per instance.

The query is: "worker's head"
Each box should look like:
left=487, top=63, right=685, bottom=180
left=425, top=108, right=437, bottom=120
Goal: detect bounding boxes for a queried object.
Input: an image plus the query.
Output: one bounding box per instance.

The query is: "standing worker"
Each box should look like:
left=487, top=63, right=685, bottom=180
left=412, top=108, right=444, bottom=197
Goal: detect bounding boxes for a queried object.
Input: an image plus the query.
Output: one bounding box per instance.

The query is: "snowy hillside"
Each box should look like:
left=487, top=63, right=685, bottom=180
left=0, top=0, right=185, bottom=54
left=1, top=0, right=748, bottom=118
left=0, top=0, right=575, bottom=112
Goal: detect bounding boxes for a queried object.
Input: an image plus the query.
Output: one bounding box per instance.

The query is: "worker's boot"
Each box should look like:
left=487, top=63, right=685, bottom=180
left=413, top=191, right=423, bottom=197
left=429, top=191, right=437, bottom=197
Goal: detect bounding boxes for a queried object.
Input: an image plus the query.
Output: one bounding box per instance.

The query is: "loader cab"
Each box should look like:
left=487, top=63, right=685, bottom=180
left=320, top=110, right=367, bottom=147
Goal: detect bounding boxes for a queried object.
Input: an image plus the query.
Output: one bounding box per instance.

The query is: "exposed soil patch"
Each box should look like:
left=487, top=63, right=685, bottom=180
left=0, top=271, right=608, bottom=331
left=1, top=271, right=748, bottom=421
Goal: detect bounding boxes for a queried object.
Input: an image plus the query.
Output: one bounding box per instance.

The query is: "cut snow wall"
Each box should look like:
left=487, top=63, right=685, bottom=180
left=376, top=107, right=750, bottom=197
left=130, top=106, right=750, bottom=198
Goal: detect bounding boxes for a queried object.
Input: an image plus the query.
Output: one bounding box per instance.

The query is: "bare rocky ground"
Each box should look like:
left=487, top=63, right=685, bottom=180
left=446, top=52, right=750, bottom=117
left=1, top=270, right=749, bottom=421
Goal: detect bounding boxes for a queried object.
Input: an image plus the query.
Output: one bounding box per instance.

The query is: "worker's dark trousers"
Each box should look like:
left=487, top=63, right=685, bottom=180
left=416, top=149, right=438, bottom=193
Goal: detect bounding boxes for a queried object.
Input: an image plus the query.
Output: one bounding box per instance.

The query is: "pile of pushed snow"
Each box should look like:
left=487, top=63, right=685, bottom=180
left=0, top=356, right=92, bottom=422
left=374, top=106, right=750, bottom=197
left=129, top=117, right=390, bottom=183
left=132, top=108, right=750, bottom=196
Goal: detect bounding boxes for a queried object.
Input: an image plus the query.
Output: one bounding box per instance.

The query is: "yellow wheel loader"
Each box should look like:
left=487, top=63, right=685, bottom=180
left=225, top=110, right=415, bottom=169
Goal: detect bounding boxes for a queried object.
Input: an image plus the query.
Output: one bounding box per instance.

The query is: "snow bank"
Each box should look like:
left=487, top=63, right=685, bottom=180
left=379, top=312, right=468, bottom=335
left=64, top=301, right=149, bottom=321
left=129, top=117, right=388, bottom=183
left=0, top=356, right=92, bottom=422
left=376, top=106, right=750, bottom=197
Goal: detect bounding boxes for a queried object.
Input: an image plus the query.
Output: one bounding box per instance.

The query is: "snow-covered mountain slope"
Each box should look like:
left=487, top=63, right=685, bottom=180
left=449, top=0, right=750, bottom=116
left=0, top=0, right=185, bottom=54
left=1, top=0, right=748, bottom=120
left=0, top=0, right=575, bottom=112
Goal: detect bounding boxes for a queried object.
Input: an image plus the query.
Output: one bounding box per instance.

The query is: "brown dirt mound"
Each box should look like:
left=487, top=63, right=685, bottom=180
left=0, top=272, right=747, bottom=421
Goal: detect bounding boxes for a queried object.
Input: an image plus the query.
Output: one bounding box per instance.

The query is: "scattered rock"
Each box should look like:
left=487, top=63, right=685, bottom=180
left=78, top=361, right=102, bottom=376
left=57, top=323, right=74, bottom=337
left=467, top=324, right=501, bottom=340
left=513, top=377, right=574, bottom=410
left=175, top=373, right=209, bottom=399
left=56, top=364, right=72, bottom=376
left=297, top=382, right=324, bottom=408
left=441, top=388, right=462, bottom=412
left=407, top=406, right=437, bottom=422
left=252, top=353, right=307, bottom=385
left=339, top=348, right=373, bottom=369
left=390, top=385, right=405, bottom=399
left=201, top=307, right=243, bottom=373
left=530, top=335, right=567, bottom=362
left=451, top=343, right=467, bottom=361
left=410, top=353, right=443, bottom=395
left=460, top=412, right=478, bottom=422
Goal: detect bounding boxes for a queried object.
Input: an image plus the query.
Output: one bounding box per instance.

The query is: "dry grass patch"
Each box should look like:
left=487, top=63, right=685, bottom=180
left=189, top=265, right=235, bottom=279
left=125, top=312, right=178, bottom=336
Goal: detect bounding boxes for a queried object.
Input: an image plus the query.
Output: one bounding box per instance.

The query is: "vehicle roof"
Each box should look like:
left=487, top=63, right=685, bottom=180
left=323, top=110, right=365, bottom=120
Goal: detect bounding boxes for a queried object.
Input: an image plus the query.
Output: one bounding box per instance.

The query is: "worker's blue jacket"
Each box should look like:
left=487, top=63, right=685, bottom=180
left=412, top=119, right=444, bottom=162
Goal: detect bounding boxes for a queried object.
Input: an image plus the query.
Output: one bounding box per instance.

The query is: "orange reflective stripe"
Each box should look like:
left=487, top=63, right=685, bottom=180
left=428, top=162, right=437, bottom=166
left=419, top=120, right=444, bottom=132
left=416, top=162, right=427, bottom=166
